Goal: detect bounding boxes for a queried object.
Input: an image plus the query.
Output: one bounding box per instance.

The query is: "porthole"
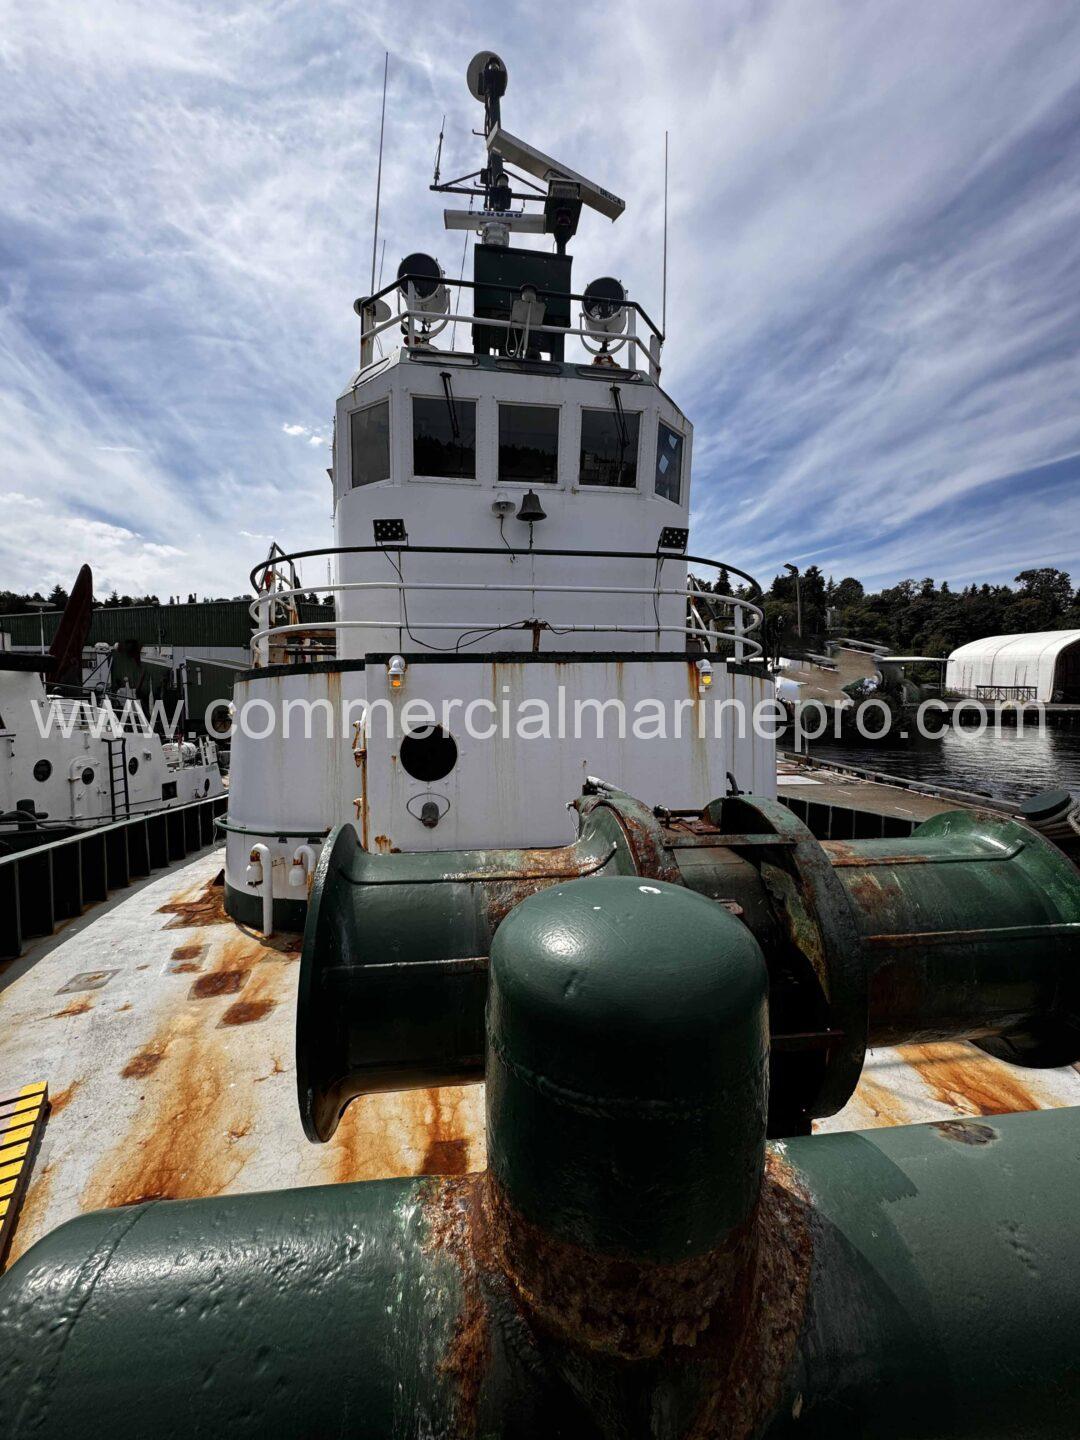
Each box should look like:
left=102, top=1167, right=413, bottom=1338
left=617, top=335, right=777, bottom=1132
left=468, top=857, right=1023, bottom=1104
left=81, top=767, right=95, bottom=786
left=399, top=725, right=458, bottom=783
left=128, top=756, right=139, bottom=776
left=33, top=759, right=52, bottom=782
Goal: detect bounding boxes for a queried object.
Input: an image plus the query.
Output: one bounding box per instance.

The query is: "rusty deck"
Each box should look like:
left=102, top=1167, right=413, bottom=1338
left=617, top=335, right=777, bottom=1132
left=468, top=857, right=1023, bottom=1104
left=0, top=848, right=484, bottom=1267
left=0, top=836, right=1077, bottom=1268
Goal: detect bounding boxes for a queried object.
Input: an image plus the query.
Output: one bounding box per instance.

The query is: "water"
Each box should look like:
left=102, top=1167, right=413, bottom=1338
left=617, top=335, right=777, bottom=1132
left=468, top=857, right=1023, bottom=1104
left=800, top=723, right=1080, bottom=807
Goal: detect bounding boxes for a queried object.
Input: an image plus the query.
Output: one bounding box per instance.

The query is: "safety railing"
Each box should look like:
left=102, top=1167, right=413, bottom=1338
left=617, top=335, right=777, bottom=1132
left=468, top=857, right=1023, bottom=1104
left=0, top=793, right=229, bottom=960
left=975, top=685, right=1039, bottom=702
left=248, top=544, right=764, bottom=666
left=37, top=692, right=155, bottom=737
left=356, top=272, right=665, bottom=378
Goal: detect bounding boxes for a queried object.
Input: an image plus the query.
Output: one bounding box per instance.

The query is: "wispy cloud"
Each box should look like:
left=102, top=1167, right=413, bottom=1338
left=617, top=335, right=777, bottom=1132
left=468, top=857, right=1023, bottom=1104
left=1, top=1, right=1078, bottom=598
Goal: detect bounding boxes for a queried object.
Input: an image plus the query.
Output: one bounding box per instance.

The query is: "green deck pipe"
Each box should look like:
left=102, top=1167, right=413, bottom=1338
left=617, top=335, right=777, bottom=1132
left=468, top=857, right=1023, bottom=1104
left=1, top=878, right=1080, bottom=1436
left=298, top=789, right=1080, bottom=1137
left=297, top=790, right=652, bottom=1140
left=825, top=808, right=1080, bottom=1063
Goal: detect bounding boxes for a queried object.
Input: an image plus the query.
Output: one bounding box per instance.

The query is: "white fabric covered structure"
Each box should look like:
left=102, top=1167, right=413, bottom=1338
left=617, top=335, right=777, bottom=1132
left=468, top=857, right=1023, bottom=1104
left=946, top=631, right=1080, bottom=703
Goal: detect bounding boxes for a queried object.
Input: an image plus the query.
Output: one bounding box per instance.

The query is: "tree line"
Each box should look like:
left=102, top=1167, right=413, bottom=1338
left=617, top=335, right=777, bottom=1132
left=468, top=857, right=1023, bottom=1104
left=4, top=568, right=1078, bottom=660
left=0, top=588, right=328, bottom=612
left=711, top=566, right=1080, bottom=659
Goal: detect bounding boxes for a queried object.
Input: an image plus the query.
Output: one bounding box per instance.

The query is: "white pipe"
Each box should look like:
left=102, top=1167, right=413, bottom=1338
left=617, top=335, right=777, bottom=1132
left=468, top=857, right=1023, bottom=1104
left=291, top=844, right=317, bottom=890
left=249, top=844, right=273, bottom=938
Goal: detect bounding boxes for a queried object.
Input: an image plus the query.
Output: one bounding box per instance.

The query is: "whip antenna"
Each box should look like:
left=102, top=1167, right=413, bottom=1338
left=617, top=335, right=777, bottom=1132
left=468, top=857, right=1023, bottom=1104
left=433, top=112, right=445, bottom=186
left=370, top=51, right=389, bottom=295
left=662, top=129, right=669, bottom=335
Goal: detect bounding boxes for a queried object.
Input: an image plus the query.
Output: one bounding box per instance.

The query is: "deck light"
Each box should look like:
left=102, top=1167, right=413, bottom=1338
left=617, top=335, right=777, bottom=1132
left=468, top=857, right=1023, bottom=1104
left=373, top=519, right=407, bottom=545
left=388, top=655, right=407, bottom=690
left=396, top=254, right=448, bottom=315
left=696, top=658, right=713, bottom=692
left=658, top=526, right=688, bottom=553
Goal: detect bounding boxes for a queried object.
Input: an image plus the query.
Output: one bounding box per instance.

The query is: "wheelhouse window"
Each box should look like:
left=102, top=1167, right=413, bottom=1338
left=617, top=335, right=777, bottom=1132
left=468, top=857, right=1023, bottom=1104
left=413, top=394, right=476, bottom=479
left=654, top=422, right=684, bottom=504
left=498, top=404, right=559, bottom=483
left=350, top=399, right=390, bottom=488
left=579, top=407, right=640, bottom=488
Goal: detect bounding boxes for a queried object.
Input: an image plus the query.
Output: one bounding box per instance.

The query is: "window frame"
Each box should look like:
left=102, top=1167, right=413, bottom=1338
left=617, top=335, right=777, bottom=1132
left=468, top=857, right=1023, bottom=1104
left=410, top=392, right=480, bottom=483
left=497, top=401, right=562, bottom=486
left=654, top=419, right=686, bottom=505
left=577, top=405, right=642, bottom=491
left=349, top=396, right=392, bottom=491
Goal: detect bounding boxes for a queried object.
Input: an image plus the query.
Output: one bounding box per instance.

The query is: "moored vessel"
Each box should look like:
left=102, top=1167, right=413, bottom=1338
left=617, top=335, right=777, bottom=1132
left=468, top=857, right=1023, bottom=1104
left=2, top=49, right=1080, bottom=1439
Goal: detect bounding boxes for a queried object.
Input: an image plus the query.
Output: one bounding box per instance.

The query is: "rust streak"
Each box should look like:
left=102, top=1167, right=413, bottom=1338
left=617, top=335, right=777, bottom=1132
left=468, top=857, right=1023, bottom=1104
left=849, top=1076, right=913, bottom=1128
left=48, top=997, right=93, bottom=1020
left=190, top=970, right=248, bottom=999
left=254, top=1057, right=286, bottom=1083
left=82, top=1013, right=253, bottom=1210
left=421, top=1089, right=471, bottom=1176
left=157, top=870, right=228, bottom=930
left=122, top=1048, right=167, bottom=1079
left=220, top=998, right=276, bottom=1027
left=47, top=1081, right=81, bottom=1115
left=78, top=923, right=299, bottom=1210
left=329, top=1085, right=484, bottom=1186
left=898, top=1041, right=1048, bottom=1116
left=170, top=942, right=206, bottom=961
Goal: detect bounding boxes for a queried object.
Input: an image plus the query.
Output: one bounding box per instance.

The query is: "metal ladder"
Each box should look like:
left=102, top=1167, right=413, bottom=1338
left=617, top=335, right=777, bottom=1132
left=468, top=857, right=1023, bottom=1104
left=105, top=736, right=130, bottom=820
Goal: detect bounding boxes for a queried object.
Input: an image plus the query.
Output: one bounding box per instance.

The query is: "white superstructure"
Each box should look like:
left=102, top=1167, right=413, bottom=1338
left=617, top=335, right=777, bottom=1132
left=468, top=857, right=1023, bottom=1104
left=223, top=52, right=775, bottom=928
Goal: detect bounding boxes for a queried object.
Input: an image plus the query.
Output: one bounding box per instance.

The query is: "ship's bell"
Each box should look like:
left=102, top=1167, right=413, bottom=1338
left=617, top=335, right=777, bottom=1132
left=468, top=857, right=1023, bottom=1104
left=516, top=489, right=547, bottom=523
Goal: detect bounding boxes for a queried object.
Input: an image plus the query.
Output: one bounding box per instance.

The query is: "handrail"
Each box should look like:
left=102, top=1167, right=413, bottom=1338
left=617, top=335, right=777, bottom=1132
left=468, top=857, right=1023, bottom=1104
left=255, top=618, right=762, bottom=644
left=250, top=544, right=762, bottom=598
left=356, top=270, right=665, bottom=376
left=357, top=272, right=665, bottom=345
left=247, top=544, right=763, bottom=663
left=249, top=582, right=762, bottom=651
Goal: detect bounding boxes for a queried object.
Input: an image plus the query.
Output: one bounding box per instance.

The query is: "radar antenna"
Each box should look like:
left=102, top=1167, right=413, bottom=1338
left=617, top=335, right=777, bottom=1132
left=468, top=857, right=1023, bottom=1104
left=434, top=52, right=625, bottom=251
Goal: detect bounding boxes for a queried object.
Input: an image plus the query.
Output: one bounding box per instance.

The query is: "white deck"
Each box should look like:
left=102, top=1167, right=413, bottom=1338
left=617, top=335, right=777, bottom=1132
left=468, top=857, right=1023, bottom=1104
left=1, top=842, right=1076, bottom=1267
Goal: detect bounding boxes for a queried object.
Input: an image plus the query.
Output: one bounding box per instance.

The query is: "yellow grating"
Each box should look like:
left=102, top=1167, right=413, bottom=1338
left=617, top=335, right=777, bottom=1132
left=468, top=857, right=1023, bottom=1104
left=0, top=1083, right=49, bottom=1263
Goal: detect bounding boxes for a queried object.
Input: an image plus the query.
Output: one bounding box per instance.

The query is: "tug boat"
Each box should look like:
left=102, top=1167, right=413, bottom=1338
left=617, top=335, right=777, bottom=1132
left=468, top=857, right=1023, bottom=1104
left=2, top=51, right=1080, bottom=1439
left=1, top=566, right=222, bottom=855
left=221, top=50, right=772, bottom=931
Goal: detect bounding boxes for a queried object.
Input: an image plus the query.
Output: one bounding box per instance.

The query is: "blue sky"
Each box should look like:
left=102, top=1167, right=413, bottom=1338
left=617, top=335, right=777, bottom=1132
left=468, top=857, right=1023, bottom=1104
left=2, top=1, right=1079, bottom=600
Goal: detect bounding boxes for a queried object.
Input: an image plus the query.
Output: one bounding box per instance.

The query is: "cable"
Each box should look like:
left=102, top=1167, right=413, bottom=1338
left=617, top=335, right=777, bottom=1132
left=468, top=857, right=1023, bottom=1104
left=498, top=514, right=516, bottom=563
left=382, top=547, right=534, bottom=653
left=449, top=205, right=472, bottom=350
